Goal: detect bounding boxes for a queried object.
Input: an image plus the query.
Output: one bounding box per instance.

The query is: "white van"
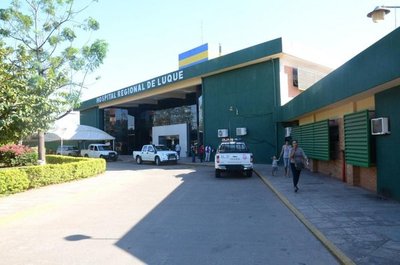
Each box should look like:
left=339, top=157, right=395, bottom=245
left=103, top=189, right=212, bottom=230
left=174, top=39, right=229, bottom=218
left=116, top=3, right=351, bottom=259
left=56, top=145, right=79, bottom=156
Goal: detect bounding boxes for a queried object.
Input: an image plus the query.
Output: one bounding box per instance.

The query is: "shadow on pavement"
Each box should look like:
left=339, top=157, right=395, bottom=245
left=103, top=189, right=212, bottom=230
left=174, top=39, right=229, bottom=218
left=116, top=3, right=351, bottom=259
left=111, top=163, right=339, bottom=265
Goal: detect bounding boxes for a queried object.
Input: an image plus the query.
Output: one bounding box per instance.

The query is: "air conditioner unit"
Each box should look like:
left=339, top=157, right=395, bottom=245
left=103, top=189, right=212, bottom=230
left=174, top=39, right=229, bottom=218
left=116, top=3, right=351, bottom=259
left=236, top=127, right=247, bottom=136
left=371, top=117, right=390, bottom=135
left=217, top=129, right=228, bottom=138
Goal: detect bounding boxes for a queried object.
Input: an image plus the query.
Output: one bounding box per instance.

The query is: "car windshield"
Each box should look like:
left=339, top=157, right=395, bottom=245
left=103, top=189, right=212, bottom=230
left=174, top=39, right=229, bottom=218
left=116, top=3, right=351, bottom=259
left=218, top=143, right=249, bottom=153
left=58, top=146, right=74, bottom=150
left=155, top=145, right=170, bottom=151
left=67, top=147, right=78, bottom=150
left=98, top=145, right=112, bottom=151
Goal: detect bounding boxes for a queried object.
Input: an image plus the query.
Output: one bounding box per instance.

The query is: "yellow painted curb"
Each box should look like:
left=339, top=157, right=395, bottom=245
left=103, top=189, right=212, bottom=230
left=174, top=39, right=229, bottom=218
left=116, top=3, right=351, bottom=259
left=254, top=169, right=356, bottom=265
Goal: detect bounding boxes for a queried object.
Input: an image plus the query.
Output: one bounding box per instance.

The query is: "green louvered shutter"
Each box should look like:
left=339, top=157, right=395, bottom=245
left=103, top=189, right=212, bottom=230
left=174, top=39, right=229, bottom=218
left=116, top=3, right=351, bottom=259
left=301, top=123, right=314, bottom=157
left=344, top=110, right=373, bottom=167
left=291, top=126, right=302, bottom=143
left=290, top=120, right=330, bottom=160
left=313, top=120, right=330, bottom=160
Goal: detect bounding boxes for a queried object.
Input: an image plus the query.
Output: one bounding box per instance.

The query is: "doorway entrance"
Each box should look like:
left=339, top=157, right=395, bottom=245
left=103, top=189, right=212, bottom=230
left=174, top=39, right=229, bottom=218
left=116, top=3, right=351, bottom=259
left=152, top=123, right=188, bottom=157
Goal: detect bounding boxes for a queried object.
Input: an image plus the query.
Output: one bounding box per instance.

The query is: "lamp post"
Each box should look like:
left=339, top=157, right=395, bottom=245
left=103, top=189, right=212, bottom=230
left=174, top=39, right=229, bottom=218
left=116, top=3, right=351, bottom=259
left=228, top=106, right=239, bottom=137
left=229, top=106, right=239, bottom=115
left=367, top=5, right=400, bottom=27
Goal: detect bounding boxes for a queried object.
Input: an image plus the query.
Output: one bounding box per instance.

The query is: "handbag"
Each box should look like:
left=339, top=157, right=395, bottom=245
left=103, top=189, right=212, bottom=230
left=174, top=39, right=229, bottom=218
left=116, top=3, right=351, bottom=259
left=295, top=160, right=305, bottom=170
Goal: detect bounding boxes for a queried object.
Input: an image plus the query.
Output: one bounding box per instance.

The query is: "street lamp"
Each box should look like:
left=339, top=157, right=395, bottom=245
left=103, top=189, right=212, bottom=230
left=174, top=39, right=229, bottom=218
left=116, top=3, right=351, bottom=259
left=228, top=106, right=239, bottom=137
left=367, top=5, right=400, bottom=27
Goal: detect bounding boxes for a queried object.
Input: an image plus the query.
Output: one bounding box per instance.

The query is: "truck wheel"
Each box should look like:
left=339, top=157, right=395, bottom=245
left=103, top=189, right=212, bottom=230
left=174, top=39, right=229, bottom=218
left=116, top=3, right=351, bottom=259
left=155, top=157, right=161, bottom=166
left=245, top=170, right=253, bottom=178
left=215, top=169, right=221, bottom=178
left=100, top=155, right=105, bottom=160
left=136, top=156, right=142, bottom=164
left=84, top=154, right=89, bottom=157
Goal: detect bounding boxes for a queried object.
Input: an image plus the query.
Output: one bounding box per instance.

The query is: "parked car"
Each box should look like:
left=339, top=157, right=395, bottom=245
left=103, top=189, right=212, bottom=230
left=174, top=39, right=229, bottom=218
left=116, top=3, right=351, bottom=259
left=133, top=144, right=178, bottom=165
left=80, top=144, right=118, bottom=161
left=56, top=145, right=79, bottom=156
left=215, top=138, right=253, bottom=178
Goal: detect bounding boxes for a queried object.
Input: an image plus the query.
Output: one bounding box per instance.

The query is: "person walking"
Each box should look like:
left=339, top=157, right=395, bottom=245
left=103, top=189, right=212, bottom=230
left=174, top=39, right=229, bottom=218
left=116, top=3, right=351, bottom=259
left=191, top=144, right=197, bottom=163
left=279, top=140, right=291, bottom=177
left=289, top=140, right=308, bottom=192
left=205, top=145, right=212, bottom=162
left=175, top=143, right=181, bottom=159
left=271, top=155, right=279, bottom=176
left=198, top=144, right=204, bottom=162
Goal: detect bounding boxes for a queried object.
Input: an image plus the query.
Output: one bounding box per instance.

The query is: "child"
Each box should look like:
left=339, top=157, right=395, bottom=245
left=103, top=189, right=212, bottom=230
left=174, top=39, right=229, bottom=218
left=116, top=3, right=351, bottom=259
left=271, top=155, right=279, bottom=176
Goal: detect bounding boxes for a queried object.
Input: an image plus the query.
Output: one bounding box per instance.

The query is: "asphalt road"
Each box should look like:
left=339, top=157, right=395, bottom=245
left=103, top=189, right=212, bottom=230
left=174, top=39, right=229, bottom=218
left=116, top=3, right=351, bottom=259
left=0, top=161, right=339, bottom=265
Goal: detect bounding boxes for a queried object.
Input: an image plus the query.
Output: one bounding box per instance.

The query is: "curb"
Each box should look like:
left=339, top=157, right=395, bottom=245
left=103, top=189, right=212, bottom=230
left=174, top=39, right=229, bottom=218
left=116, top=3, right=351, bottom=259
left=254, top=169, right=355, bottom=265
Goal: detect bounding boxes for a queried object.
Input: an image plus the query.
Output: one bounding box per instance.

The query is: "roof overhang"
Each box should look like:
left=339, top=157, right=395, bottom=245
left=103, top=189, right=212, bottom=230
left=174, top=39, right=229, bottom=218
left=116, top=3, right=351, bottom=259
left=79, top=38, right=284, bottom=111
left=280, top=27, right=400, bottom=122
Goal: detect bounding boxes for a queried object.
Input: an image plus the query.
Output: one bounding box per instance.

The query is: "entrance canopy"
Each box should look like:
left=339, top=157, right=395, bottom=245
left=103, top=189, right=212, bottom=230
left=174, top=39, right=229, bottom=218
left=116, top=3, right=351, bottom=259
left=45, top=124, right=115, bottom=142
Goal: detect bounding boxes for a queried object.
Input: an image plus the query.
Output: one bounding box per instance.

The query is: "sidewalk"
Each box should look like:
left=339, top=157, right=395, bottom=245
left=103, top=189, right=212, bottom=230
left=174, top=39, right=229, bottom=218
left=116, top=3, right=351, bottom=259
left=175, top=157, right=400, bottom=265
left=255, top=164, right=400, bottom=265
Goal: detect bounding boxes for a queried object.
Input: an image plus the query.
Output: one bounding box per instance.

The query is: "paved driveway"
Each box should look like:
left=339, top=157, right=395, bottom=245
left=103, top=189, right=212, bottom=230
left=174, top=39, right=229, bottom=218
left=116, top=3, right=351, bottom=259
left=0, top=161, right=338, bottom=264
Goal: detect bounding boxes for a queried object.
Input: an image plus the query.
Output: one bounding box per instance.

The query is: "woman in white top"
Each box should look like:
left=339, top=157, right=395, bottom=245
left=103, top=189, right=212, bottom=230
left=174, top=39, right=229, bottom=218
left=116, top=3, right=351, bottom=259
left=279, top=140, right=291, bottom=177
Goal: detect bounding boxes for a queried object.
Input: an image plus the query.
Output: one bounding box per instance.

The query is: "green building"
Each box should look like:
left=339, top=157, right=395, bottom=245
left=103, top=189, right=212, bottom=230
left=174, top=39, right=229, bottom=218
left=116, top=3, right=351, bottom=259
left=80, top=28, right=400, bottom=200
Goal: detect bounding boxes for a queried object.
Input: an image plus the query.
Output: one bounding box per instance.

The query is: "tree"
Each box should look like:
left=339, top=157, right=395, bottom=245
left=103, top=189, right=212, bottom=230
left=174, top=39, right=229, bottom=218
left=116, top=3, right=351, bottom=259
left=0, top=42, right=52, bottom=144
left=0, top=0, right=108, bottom=162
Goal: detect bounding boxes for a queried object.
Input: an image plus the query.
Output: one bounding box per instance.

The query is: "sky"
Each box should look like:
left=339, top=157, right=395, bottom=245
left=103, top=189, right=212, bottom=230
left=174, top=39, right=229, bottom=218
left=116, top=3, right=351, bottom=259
left=1, top=0, right=400, bottom=101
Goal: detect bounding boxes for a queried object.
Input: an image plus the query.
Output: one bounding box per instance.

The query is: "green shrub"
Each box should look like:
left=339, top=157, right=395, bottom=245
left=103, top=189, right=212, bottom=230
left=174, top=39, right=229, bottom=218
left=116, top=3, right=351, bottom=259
left=0, top=155, right=106, bottom=195
left=46, top=155, right=85, bottom=164
left=10, top=151, right=38, bottom=167
left=24, top=156, right=106, bottom=188
left=0, top=169, right=30, bottom=195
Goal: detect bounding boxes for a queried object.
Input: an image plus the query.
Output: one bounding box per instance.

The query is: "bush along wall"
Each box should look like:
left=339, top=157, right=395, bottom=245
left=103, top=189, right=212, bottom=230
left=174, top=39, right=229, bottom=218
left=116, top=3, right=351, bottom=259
left=0, top=169, right=30, bottom=195
left=0, top=155, right=106, bottom=195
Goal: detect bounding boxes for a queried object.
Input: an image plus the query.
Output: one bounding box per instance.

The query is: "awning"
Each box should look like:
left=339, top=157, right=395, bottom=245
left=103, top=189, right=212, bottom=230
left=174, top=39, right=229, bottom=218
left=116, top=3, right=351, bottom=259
left=45, top=124, right=115, bottom=142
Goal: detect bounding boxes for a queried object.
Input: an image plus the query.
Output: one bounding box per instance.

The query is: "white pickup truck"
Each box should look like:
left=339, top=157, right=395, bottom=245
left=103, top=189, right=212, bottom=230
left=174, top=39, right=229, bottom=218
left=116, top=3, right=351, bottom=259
left=80, top=144, right=118, bottom=161
left=215, top=139, right=253, bottom=178
left=133, top=144, right=178, bottom=165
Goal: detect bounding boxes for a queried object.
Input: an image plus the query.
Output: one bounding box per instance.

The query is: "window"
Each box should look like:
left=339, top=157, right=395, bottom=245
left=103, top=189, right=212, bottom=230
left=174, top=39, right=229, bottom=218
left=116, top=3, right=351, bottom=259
left=218, top=142, right=249, bottom=153
left=293, top=68, right=298, bottom=87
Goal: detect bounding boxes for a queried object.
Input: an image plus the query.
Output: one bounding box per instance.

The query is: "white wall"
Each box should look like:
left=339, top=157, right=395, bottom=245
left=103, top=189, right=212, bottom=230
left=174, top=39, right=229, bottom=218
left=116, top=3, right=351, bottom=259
left=152, top=123, right=188, bottom=157
left=279, top=55, right=332, bottom=105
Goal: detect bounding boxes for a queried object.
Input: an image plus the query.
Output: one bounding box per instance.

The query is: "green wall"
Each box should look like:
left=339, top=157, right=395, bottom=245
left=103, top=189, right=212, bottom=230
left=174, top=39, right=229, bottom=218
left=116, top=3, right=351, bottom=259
left=80, top=107, right=104, bottom=129
left=375, top=86, right=400, bottom=200
left=203, top=60, right=280, bottom=163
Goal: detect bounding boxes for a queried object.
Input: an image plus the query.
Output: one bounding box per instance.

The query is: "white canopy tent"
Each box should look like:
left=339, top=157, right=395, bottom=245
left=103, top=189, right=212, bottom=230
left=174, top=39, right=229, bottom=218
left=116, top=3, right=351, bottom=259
left=45, top=124, right=115, bottom=149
